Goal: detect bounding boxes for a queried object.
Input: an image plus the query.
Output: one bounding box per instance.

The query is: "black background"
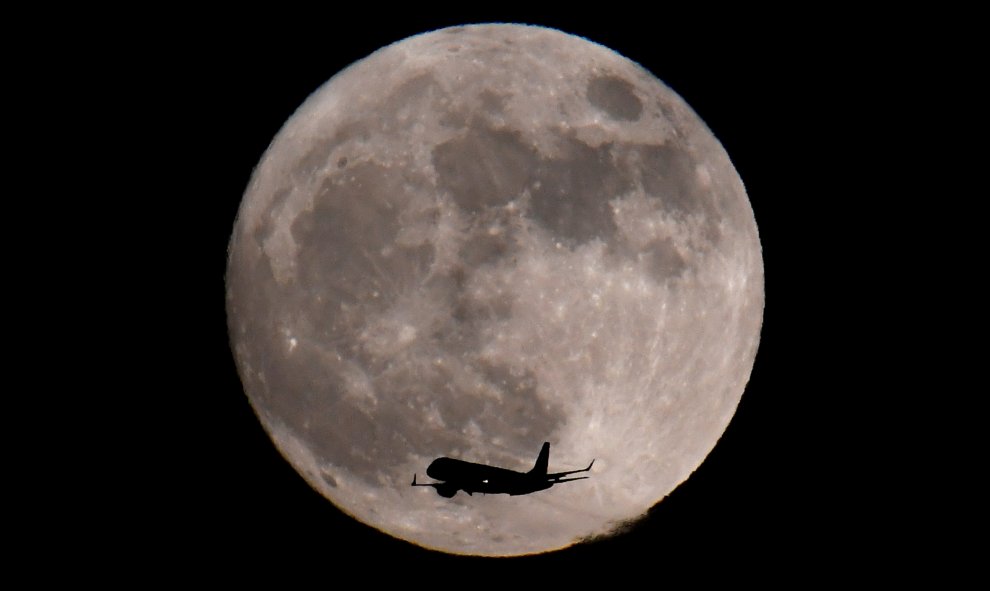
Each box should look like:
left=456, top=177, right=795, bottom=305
left=116, top=9, right=914, bottom=579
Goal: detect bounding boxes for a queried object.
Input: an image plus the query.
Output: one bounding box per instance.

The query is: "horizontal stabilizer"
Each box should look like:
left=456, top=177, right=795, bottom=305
left=553, top=476, right=589, bottom=483
left=546, top=458, right=595, bottom=480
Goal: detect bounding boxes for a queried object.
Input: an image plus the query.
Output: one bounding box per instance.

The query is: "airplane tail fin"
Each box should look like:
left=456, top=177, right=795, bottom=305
left=529, top=442, right=550, bottom=477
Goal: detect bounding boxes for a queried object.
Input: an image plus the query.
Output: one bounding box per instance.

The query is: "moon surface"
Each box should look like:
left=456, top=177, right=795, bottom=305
left=226, top=24, right=763, bottom=556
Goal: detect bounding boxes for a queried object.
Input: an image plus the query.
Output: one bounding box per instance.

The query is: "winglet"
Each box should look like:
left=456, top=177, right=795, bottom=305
left=412, top=474, right=417, bottom=486
left=587, top=459, right=595, bottom=471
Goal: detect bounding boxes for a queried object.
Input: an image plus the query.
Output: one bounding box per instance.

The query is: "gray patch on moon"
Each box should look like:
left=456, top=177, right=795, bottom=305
left=478, top=89, right=510, bottom=115
left=635, top=143, right=708, bottom=216
left=529, top=134, right=628, bottom=246
left=433, top=126, right=537, bottom=214
left=587, top=74, right=643, bottom=121
left=458, top=228, right=511, bottom=269
left=637, top=237, right=688, bottom=283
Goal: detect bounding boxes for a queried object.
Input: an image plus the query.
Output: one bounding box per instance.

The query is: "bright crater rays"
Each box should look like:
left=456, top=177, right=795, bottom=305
left=226, top=24, right=763, bottom=556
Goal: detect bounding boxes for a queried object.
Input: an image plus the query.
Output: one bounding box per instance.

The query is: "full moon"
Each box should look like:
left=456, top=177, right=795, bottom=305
left=226, top=24, right=763, bottom=556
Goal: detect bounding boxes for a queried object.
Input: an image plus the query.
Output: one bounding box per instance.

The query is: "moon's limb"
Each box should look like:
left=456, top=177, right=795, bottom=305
left=226, top=24, right=763, bottom=556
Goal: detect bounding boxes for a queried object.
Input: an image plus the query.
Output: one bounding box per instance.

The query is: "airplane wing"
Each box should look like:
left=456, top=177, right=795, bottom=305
left=547, top=459, right=595, bottom=482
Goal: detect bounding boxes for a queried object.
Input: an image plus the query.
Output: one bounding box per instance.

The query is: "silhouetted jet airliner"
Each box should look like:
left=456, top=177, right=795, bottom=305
left=411, top=442, right=594, bottom=498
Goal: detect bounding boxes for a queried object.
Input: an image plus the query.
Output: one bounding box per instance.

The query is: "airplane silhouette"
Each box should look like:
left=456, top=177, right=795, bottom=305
left=411, top=442, right=594, bottom=498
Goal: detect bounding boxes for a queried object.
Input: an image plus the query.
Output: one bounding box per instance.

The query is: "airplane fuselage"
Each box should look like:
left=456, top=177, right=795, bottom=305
left=412, top=442, right=594, bottom=498
left=426, top=457, right=554, bottom=496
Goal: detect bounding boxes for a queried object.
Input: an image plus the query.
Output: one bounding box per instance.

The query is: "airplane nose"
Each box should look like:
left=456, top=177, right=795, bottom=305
left=426, top=459, right=443, bottom=479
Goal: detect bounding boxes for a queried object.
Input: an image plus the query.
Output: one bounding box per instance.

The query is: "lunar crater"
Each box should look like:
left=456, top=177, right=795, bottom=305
left=587, top=74, right=643, bottom=121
